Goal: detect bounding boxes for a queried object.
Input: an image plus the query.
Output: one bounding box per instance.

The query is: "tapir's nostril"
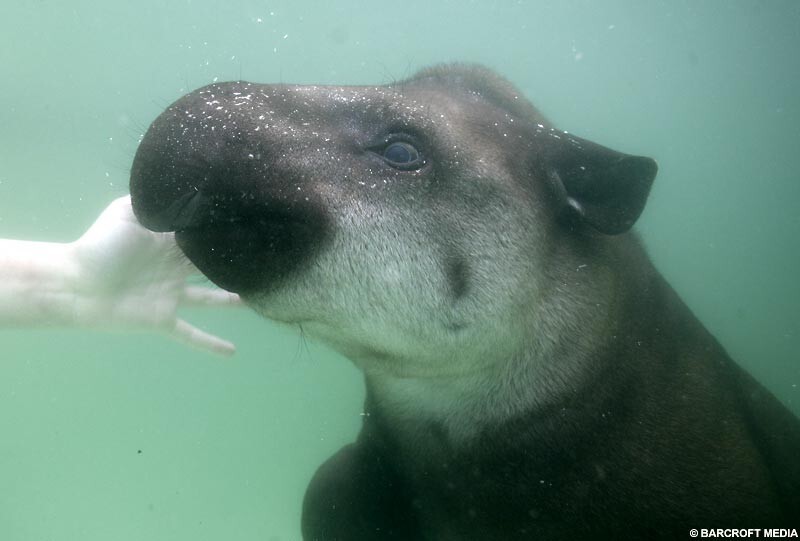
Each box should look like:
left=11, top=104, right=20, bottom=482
left=141, top=188, right=205, bottom=232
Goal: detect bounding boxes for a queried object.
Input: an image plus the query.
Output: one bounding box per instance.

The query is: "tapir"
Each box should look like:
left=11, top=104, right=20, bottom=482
left=129, top=64, right=800, bottom=539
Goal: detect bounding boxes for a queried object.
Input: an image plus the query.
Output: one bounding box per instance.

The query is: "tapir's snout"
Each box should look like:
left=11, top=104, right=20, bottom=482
left=131, top=82, right=242, bottom=233
left=130, top=81, right=331, bottom=295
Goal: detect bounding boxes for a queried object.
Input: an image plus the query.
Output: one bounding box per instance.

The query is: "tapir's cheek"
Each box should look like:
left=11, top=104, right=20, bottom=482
left=175, top=209, right=330, bottom=295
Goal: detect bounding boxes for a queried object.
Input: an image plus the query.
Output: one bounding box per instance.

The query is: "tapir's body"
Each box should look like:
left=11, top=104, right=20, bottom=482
left=303, top=246, right=800, bottom=539
left=130, top=65, right=800, bottom=539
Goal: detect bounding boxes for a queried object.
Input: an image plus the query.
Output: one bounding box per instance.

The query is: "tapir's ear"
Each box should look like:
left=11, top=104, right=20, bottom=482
left=547, top=133, right=657, bottom=235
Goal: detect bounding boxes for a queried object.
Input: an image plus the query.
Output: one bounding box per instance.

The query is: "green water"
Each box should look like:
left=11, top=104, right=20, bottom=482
left=1, top=1, right=798, bottom=539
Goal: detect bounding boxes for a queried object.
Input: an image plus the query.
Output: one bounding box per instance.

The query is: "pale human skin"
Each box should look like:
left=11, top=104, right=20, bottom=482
left=0, top=196, right=241, bottom=356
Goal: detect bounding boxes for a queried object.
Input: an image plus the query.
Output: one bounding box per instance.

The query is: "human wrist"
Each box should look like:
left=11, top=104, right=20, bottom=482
left=0, top=239, right=82, bottom=326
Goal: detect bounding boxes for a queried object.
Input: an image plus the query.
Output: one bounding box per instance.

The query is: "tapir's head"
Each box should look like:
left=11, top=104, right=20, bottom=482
left=130, top=64, right=656, bottom=377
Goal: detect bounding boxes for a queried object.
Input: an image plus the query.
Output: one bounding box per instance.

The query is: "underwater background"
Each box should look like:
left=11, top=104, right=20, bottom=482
left=1, top=1, right=798, bottom=539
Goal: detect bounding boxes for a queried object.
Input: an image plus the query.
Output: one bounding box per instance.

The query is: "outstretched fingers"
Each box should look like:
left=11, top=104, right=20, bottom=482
left=171, top=319, right=236, bottom=357
left=182, top=286, right=242, bottom=308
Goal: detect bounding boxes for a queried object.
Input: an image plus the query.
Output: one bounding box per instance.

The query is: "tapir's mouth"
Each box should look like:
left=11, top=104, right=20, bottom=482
left=136, top=186, right=257, bottom=233
left=175, top=215, right=304, bottom=295
left=154, top=189, right=206, bottom=232
left=133, top=182, right=330, bottom=295
left=170, top=194, right=329, bottom=295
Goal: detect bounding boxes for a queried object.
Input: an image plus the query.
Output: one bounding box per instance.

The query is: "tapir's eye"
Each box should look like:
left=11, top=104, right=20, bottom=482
left=381, top=141, right=424, bottom=170
left=383, top=142, right=418, bottom=164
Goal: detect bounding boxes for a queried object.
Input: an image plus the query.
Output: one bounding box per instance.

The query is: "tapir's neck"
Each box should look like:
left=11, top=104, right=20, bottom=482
left=364, top=240, right=636, bottom=450
left=366, top=368, right=524, bottom=447
left=365, top=334, right=606, bottom=449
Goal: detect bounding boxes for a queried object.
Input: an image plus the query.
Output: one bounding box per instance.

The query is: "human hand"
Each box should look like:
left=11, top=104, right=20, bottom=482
left=68, top=196, right=241, bottom=356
